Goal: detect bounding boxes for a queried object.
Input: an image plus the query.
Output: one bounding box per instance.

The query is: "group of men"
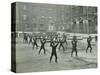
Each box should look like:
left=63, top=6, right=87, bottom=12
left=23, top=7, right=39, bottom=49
left=22, top=32, right=97, bottom=63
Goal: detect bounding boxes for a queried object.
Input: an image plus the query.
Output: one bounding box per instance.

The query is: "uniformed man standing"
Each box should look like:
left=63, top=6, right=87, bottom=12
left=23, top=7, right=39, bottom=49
left=86, top=36, right=92, bottom=53
left=28, top=35, right=33, bottom=45
left=58, top=38, right=65, bottom=52
left=71, top=36, right=78, bottom=56
left=32, top=37, right=38, bottom=49
left=39, top=38, right=46, bottom=54
left=23, top=33, right=28, bottom=43
left=95, top=35, right=97, bottom=42
left=50, top=41, right=59, bottom=63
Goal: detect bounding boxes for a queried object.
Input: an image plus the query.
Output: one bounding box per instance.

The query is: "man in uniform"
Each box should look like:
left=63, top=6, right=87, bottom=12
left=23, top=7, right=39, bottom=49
left=39, top=38, right=46, bottom=54
left=23, top=33, right=28, bottom=43
left=95, top=35, right=97, bottom=42
left=32, top=37, right=38, bottom=49
left=58, top=38, right=65, bottom=52
left=86, top=36, right=92, bottom=53
left=63, top=34, right=68, bottom=50
left=50, top=40, right=59, bottom=63
left=71, top=36, right=78, bottom=56
left=28, top=35, right=33, bottom=45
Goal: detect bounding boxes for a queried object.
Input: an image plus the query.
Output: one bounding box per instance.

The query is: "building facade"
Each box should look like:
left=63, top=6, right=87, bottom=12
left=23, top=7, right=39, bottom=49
left=16, top=2, right=97, bottom=34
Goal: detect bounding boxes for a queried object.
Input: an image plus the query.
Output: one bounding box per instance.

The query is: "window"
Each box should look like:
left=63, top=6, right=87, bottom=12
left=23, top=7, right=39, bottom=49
left=49, top=25, right=54, bottom=31
left=62, top=26, right=64, bottom=30
left=25, top=24, right=29, bottom=28
left=23, top=5, right=26, bottom=10
left=23, top=15, right=27, bottom=20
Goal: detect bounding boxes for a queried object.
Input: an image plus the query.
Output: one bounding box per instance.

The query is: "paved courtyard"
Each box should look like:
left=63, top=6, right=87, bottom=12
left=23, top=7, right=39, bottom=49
left=16, top=38, right=97, bottom=73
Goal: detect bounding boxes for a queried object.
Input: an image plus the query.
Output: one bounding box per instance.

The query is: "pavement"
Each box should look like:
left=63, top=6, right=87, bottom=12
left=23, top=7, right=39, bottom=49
left=15, top=38, right=97, bottom=73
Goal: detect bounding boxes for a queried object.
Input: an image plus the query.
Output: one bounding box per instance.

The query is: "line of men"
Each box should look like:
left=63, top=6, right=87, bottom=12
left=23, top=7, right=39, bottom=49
left=23, top=33, right=97, bottom=63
